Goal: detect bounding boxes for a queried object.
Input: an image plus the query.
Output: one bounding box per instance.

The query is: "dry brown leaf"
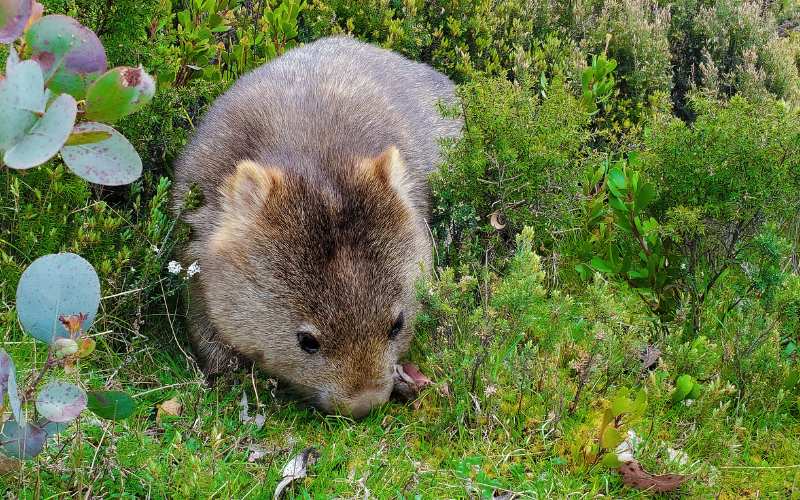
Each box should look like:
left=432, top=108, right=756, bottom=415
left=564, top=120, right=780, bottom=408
left=639, top=345, right=662, bottom=371
left=156, top=397, right=182, bottom=423
left=489, top=212, right=506, bottom=230
left=619, top=460, right=687, bottom=493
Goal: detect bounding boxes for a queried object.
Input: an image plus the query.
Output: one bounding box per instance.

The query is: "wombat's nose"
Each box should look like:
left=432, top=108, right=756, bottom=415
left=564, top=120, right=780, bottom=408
left=339, top=389, right=389, bottom=419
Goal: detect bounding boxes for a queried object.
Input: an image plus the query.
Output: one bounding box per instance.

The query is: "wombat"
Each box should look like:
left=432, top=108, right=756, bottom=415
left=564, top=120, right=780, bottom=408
left=172, top=36, right=461, bottom=418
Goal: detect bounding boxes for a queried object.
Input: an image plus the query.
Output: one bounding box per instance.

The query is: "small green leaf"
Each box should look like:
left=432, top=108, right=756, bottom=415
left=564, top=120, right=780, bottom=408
left=611, top=395, right=632, bottom=417
left=84, top=66, right=155, bottom=123
left=688, top=382, right=701, bottom=400
left=601, top=452, right=623, bottom=468
left=601, top=426, right=624, bottom=449
left=87, top=390, right=137, bottom=420
left=590, top=257, right=613, bottom=273
left=672, top=374, right=694, bottom=404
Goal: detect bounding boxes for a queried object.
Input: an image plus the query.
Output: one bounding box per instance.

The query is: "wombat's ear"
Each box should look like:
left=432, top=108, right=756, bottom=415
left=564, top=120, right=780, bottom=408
left=220, top=160, right=284, bottom=212
left=362, top=146, right=408, bottom=200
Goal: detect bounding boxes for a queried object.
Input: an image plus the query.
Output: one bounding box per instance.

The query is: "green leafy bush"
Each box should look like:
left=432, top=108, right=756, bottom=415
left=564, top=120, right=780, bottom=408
left=669, top=0, right=800, bottom=114
left=431, top=75, right=590, bottom=266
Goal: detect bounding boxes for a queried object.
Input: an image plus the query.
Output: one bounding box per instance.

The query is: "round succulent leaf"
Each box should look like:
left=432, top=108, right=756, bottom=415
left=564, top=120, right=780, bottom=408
left=0, top=419, right=46, bottom=459
left=64, top=129, right=112, bottom=146
left=39, top=418, right=68, bottom=437
left=16, top=252, right=100, bottom=344
left=85, top=66, right=156, bottom=123
left=25, top=14, right=107, bottom=99
left=35, top=381, right=87, bottom=423
left=0, top=0, right=32, bottom=43
left=0, top=349, right=23, bottom=425
left=60, top=122, right=142, bottom=185
left=87, top=390, right=136, bottom=420
left=3, top=93, right=76, bottom=169
left=0, top=60, right=44, bottom=151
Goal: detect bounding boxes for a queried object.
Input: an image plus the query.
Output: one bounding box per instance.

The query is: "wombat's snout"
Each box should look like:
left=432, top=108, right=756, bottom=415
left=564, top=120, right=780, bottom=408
left=328, top=384, right=393, bottom=419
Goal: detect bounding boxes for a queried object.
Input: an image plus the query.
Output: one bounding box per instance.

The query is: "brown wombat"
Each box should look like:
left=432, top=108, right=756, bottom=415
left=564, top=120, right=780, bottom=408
left=172, top=36, right=461, bottom=417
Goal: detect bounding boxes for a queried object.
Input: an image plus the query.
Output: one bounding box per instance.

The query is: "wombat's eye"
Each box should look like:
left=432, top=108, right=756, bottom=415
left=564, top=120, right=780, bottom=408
left=297, top=331, right=320, bottom=354
left=389, top=312, right=404, bottom=340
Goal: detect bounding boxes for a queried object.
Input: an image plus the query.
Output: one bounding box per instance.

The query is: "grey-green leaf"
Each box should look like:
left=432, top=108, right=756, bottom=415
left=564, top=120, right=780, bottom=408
left=0, top=349, right=23, bottom=425
left=16, top=252, right=100, bottom=344
left=3, top=93, right=77, bottom=169
left=35, top=381, right=87, bottom=423
left=0, top=419, right=46, bottom=459
left=0, top=60, right=43, bottom=151
left=60, top=122, right=142, bottom=185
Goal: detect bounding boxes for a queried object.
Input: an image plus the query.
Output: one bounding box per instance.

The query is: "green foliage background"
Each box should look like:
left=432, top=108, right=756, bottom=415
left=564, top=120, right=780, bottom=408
left=1, top=0, right=800, bottom=496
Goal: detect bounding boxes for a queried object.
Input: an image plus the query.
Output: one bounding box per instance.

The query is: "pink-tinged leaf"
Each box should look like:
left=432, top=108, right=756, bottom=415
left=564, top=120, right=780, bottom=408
left=0, top=0, right=32, bottom=43
left=60, top=122, right=142, bottom=185
left=35, top=380, right=87, bottom=423
left=23, top=0, right=40, bottom=30
left=25, top=14, right=107, bottom=99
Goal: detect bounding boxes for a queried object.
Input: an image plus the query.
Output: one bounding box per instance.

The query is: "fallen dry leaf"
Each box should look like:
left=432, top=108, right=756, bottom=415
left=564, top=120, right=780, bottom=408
left=239, top=392, right=266, bottom=430
left=247, top=444, right=268, bottom=462
left=639, top=345, right=662, bottom=371
left=489, top=212, right=506, bottom=230
left=274, top=447, right=318, bottom=499
left=156, top=397, right=182, bottom=423
left=619, top=460, right=687, bottom=493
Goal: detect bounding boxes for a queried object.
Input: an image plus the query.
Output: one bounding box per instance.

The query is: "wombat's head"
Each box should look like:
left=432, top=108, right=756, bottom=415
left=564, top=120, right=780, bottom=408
left=203, top=147, right=430, bottom=418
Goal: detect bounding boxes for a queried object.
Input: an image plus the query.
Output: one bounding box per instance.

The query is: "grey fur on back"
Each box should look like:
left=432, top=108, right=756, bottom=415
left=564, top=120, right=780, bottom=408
left=173, top=35, right=461, bottom=222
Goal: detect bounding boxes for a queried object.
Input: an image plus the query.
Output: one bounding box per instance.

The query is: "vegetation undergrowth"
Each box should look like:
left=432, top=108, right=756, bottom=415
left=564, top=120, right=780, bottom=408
left=1, top=0, right=799, bottom=496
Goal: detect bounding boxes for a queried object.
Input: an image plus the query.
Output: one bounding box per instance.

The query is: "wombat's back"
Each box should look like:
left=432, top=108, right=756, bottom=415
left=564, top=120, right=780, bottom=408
left=173, top=36, right=461, bottom=223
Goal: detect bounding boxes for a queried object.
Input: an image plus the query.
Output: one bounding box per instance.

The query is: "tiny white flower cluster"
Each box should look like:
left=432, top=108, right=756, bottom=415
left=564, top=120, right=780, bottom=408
left=168, top=260, right=200, bottom=279
left=167, top=261, right=182, bottom=274
left=187, top=261, right=200, bottom=277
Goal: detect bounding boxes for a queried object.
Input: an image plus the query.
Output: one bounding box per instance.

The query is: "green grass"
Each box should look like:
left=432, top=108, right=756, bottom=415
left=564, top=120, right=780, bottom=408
left=2, top=0, right=800, bottom=497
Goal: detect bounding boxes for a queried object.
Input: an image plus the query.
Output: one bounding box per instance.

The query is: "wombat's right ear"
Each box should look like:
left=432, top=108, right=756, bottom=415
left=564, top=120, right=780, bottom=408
left=219, top=160, right=284, bottom=213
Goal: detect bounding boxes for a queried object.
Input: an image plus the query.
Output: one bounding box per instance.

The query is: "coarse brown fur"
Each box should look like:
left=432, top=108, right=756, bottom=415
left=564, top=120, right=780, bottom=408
left=172, top=36, right=461, bottom=417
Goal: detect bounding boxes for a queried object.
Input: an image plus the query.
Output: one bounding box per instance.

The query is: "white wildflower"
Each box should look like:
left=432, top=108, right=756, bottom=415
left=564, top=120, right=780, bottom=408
left=151, top=244, right=160, bottom=253
left=186, top=261, right=200, bottom=278
left=167, top=261, right=182, bottom=275
left=484, top=384, right=498, bottom=397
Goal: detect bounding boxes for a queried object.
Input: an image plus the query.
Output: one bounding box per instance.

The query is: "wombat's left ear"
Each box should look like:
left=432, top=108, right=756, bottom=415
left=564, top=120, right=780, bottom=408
left=362, top=146, right=409, bottom=200
left=220, top=160, right=284, bottom=213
